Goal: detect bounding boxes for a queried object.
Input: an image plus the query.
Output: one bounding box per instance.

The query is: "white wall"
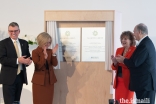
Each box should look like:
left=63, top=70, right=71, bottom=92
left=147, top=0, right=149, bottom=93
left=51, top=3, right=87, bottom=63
left=0, top=0, right=156, bottom=43
left=1, top=0, right=156, bottom=41
left=0, top=0, right=156, bottom=103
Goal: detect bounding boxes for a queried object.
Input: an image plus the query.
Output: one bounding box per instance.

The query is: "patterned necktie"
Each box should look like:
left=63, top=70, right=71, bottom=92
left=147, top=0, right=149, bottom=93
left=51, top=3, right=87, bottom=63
left=14, top=41, right=21, bottom=75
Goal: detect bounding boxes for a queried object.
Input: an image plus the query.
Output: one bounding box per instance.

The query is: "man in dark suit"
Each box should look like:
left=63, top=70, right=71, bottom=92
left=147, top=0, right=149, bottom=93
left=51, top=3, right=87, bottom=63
left=116, top=23, right=156, bottom=104
left=0, top=22, right=32, bottom=104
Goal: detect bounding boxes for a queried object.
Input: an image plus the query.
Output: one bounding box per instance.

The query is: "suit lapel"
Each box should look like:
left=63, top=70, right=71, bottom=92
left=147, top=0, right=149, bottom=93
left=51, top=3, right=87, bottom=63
left=117, top=47, right=135, bottom=58
left=130, top=37, right=148, bottom=59
left=19, top=39, right=24, bottom=56
left=133, top=36, right=148, bottom=52
left=7, top=38, right=18, bottom=57
left=117, top=47, right=124, bottom=56
left=136, top=36, right=148, bottom=48
left=119, top=47, right=129, bottom=58
left=124, top=47, right=135, bottom=58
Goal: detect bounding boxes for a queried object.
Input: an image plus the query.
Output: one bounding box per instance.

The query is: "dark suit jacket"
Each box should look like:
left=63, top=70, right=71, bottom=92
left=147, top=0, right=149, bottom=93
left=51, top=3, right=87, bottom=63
left=112, top=46, right=136, bottom=89
left=0, top=37, right=31, bottom=85
left=124, top=36, right=156, bottom=91
left=31, top=46, right=57, bottom=85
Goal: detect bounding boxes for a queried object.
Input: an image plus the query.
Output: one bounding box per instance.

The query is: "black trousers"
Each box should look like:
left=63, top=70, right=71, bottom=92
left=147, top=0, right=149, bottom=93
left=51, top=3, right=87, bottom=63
left=135, top=90, right=155, bottom=104
left=2, top=72, right=24, bottom=104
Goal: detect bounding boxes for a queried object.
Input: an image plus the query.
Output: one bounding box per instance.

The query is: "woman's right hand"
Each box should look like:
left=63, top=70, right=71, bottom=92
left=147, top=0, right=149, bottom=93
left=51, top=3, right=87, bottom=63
left=43, top=46, right=48, bottom=59
left=52, top=44, right=58, bottom=54
left=111, top=55, right=117, bottom=65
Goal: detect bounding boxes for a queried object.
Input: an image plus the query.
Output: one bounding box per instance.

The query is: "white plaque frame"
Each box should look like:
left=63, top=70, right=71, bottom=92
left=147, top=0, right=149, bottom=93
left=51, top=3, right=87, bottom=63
left=81, top=27, right=105, bottom=62
left=58, top=28, right=81, bottom=62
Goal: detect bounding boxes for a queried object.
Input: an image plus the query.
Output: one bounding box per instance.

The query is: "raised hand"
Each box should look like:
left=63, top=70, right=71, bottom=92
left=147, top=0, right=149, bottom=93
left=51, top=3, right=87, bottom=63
left=43, top=46, right=48, bottom=59
left=52, top=44, right=58, bottom=54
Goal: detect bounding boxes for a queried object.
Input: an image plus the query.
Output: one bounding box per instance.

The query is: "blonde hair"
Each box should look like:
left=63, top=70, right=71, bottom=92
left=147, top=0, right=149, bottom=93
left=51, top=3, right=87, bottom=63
left=37, top=32, right=52, bottom=47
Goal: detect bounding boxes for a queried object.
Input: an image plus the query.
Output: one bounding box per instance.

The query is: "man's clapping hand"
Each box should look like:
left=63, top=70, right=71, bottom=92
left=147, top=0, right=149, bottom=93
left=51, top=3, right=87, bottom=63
left=18, top=56, right=32, bottom=65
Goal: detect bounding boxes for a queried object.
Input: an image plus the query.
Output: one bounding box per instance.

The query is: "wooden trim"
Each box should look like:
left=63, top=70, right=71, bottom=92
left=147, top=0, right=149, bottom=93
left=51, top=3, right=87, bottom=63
left=57, top=21, right=105, bottom=27
left=44, top=10, right=115, bottom=21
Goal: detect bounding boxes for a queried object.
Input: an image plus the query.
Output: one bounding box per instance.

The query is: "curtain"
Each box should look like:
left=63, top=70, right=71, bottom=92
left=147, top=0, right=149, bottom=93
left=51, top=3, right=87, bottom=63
left=47, top=21, right=60, bottom=69
left=105, top=21, right=113, bottom=70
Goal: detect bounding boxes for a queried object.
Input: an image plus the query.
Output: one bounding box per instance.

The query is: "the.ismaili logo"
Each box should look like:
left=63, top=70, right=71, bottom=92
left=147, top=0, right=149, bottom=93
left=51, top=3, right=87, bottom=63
left=65, top=31, right=70, bottom=36
left=93, top=31, right=98, bottom=36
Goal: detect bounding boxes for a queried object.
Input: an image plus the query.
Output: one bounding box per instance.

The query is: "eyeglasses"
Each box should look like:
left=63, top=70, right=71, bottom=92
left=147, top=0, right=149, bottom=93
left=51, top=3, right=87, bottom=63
left=46, top=42, right=51, bottom=44
left=8, top=30, right=19, bottom=33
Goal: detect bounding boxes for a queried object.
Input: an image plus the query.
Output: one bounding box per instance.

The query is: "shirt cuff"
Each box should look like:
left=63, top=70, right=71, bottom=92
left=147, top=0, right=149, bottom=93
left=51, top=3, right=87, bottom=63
left=17, top=58, right=19, bottom=64
left=53, top=54, right=57, bottom=56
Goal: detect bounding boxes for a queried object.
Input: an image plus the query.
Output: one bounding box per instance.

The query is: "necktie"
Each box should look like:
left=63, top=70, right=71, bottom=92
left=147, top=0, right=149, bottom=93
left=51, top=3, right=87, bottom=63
left=14, top=41, right=21, bottom=75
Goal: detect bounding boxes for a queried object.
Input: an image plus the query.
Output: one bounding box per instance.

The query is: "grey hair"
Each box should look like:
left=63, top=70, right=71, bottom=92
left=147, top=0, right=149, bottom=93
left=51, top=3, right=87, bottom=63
left=8, top=22, right=20, bottom=29
left=136, top=23, right=148, bottom=35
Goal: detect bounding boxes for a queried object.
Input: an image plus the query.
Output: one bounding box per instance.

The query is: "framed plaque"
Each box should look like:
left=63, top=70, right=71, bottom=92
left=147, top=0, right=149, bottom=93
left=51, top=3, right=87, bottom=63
left=58, top=28, right=81, bottom=62
left=82, top=27, right=105, bottom=62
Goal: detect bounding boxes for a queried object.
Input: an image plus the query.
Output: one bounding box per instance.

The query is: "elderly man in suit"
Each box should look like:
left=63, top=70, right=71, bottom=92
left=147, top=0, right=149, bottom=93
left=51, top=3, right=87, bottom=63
left=0, top=22, right=32, bottom=104
left=116, top=23, right=156, bottom=104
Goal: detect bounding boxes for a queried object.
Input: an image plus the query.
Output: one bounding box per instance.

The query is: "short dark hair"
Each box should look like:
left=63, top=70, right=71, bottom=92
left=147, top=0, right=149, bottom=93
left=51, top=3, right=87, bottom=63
left=8, top=22, right=19, bottom=29
left=120, top=31, right=136, bottom=46
left=136, top=23, right=148, bottom=35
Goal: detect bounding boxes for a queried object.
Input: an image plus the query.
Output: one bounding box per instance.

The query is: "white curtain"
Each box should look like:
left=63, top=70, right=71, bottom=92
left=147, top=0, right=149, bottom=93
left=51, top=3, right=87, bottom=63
left=47, top=21, right=60, bottom=69
left=105, top=21, right=113, bottom=70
